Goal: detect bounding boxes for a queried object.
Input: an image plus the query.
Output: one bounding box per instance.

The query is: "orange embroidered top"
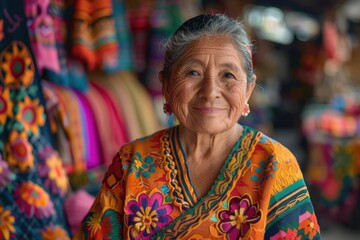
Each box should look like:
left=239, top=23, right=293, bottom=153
left=75, top=126, right=320, bottom=239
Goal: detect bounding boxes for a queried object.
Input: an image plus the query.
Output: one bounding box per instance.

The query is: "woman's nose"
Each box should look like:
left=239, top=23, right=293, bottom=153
left=198, top=76, right=220, bottom=100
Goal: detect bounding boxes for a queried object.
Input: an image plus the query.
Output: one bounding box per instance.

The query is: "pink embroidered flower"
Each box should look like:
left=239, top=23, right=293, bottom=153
left=126, top=192, right=173, bottom=239
left=218, top=195, right=261, bottom=239
left=14, top=181, right=55, bottom=218
left=0, top=157, right=15, bottom=190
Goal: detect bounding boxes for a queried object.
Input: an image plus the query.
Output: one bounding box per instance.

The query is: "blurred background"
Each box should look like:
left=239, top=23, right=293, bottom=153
left=1, top=0, right=360, bottom=239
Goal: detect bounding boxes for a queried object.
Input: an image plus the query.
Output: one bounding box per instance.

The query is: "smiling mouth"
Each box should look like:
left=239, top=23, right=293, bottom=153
left=193, top=107, right=226, bottom=113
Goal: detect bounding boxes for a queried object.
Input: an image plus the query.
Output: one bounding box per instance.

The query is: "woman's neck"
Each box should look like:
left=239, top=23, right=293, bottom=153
left=178, top=124, right=243, bottom=163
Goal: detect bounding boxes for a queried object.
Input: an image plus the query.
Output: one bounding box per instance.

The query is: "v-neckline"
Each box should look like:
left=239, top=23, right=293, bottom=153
left=154, top=125, right=260, bottom=239
left=169, top=125, right=246, bottom=206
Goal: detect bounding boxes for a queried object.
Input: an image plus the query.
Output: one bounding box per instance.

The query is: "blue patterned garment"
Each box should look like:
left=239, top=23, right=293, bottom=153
left=0, top=0, right=71, bottom=239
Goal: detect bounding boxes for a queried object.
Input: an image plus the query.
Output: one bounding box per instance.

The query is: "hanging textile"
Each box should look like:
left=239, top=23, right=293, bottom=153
left=0, top=0, right=71, bottom=238
left=145, top=0, right=184, bottom=96
left=71, top=0, right=119, bottom=71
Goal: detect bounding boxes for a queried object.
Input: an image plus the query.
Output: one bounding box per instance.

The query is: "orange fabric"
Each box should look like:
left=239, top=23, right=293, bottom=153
left=75, top=126, right=320, bottom=239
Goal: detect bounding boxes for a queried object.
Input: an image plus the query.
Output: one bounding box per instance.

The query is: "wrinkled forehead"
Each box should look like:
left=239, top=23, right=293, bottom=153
left=176, top=35, right=244, bottom=65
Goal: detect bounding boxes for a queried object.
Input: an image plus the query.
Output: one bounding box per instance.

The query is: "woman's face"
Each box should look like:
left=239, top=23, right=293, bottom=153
left=164, top=35, right=255, bottom=135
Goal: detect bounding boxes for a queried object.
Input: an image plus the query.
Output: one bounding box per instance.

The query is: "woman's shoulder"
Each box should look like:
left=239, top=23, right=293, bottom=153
left=256, top=132, right=295, bottom=158
left=117, top=127, right=172, bottom=163
left=121, top=127, right=171, bottom=149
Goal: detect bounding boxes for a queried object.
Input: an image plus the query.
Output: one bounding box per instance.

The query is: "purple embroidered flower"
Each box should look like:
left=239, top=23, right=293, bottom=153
left=218, top=195, right=261, bottom=239
left=0, top=157, right=15, bottom=190
left=126, top=192, right=173, bottom=239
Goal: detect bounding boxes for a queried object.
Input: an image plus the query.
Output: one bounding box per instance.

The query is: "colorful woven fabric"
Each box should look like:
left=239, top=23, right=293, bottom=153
left=73, top=90, right=101, bottom=169
left=92, top=72, right=143, bottom=140
left=24, top=0, right=62, bottom=82
left=306, top=139, right=360, bottom=228
left=52, top=85, right=86, bottom=173
left=119, top=72, right=161, bottom=136
left=110, top=0, right=134, bottom=72
left=71, top=0, right=119, bottom=71
left=75, top=126, right=320, bottom=239
left=145, top=0, right=184, bottom=96
left=0, top=0, right=70, bottom=238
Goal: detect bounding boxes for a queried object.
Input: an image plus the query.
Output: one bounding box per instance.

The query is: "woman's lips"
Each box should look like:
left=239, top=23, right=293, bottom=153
left=193, top=107, right=226, bottom=114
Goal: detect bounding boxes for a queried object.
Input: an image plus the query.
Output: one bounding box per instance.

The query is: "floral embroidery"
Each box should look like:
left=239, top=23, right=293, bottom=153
left=0, top=157, right=15, bottom=190
left=0, top=87, right=13, bottom=125
left=251, top=155, right=278, bottom=183
left=126, top=191, right=173, bottom=239
left=14, top=181, right=55, bottom=218
left=0, top=205, right=16, bottom=239
left=284, top=228, right=301, bottom=240
left=5, top=130, right=34, bottom=172
left=129, top=152, right=155, bottom=178
left=299, top=211, right=320, bottom=239
left=41, top=225, right=70, bottom=240
left=86, top=209, right=122, bottom=239
left=270, top=228, right=301, bottom=240
left=0, top=41, right=34, bottom=88
left=218, top=195, right=261, bottom=239
left=16, top=96, right=45, bottom=136
left=38, top=148, right=69, bottom=196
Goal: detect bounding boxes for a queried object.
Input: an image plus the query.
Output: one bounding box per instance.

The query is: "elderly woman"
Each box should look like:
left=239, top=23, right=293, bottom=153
left=75, top=14, right=320, bottom=239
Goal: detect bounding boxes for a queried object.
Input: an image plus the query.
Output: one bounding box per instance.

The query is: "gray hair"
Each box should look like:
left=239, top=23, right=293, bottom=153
left=161, top=14, right=255, bottom=86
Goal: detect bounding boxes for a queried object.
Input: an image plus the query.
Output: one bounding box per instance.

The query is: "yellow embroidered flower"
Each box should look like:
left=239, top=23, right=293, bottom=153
left=16, top=96, right=45, bottom=136
left=41, top=225, right=70, bottom=240
left=0, top=41, right=34, bottom=88
left=0, top=205, right=16, bottom=240
left=5, top=130, right=34, bottom=172
left=0, top=87, right=13, bottom=125
left=46, top=153, right=68, bottom=193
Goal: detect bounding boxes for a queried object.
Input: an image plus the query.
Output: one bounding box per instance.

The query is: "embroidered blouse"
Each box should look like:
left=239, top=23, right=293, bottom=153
left=75, top=125, right=320, bottom=239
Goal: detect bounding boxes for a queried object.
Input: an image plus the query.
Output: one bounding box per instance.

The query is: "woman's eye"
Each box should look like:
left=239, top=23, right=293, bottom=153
left=187, top=70, right=199, bottom=76
left=224, top=72, right=235, bottom=79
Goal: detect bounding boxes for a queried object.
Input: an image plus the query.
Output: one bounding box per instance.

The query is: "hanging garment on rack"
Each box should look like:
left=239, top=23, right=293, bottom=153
left=91, top=72, right=143, bottom=140
left=91, top=81, right=129, bottom=149
left=24, top=0, right=62, bottom=84
left=71, top=0, right=119, bottom=71
left=0, top=0, right=71, bottom=238
left=108, top=0, right=134, bottom=72
left=119, top=72, right=161, bottom=136
left=145, top=0, right=184, bottom=96
left=73, top=90, right=101, bottom=169
left=52, top=84, right=86, bottom=173
left=24, top=0, right=89, bottom=91
left=127, top=0, right=152, bottom=74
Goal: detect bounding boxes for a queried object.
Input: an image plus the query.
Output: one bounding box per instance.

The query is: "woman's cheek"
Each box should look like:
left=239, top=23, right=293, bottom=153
left=227, top=84, right=248, bottom=106
left=169, top=77, right=193, bottom=112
